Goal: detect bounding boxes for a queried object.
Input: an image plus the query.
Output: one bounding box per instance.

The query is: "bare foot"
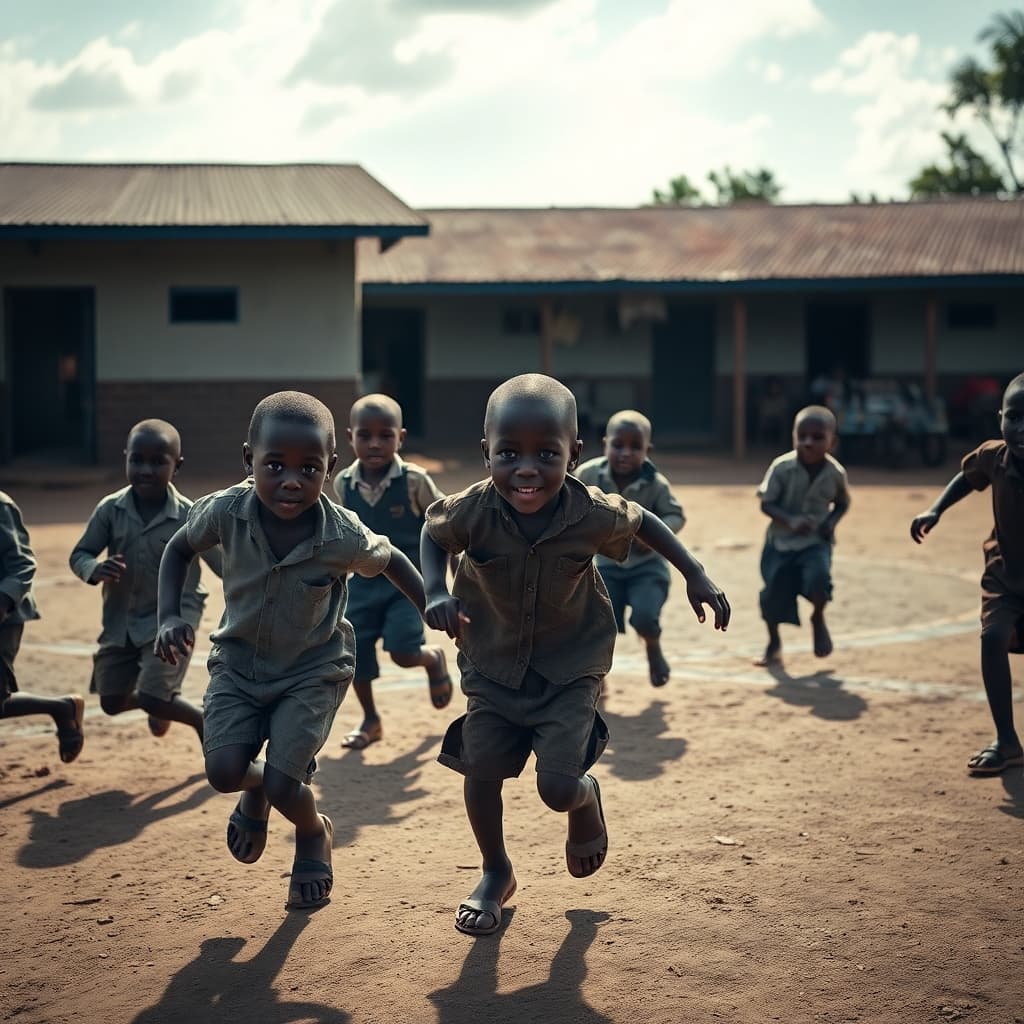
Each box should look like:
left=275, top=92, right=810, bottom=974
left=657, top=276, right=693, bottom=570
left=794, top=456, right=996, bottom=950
left=426, top=647, right=453, bottom=709
left=566, top=775, right=608, bottom=878
left=288, top=814, right=334, bottom=909
left=754, top=639, right=783, bottom=668
left=148, top=715, right=171, bottom=737
left=645, top=640, right=670, bottom=687
left=455, top=862, right=516, bottom=935
left=811, top=611, right=833, bottom=658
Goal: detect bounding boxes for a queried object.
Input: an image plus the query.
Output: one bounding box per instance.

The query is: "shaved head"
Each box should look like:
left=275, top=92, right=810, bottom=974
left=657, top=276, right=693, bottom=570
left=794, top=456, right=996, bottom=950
left=127, top=418, right=181, bottom=457
left=483, top=374, right=578, bottom=439
left=350, top=393, right=403, bottom=428
left=248, top=391, right=336, bottom=450
left=1004, top=372, right=1024, bottom=403
left=605, top=409, right=652, bottom=443
left=794, top=405, right=837, bottom=433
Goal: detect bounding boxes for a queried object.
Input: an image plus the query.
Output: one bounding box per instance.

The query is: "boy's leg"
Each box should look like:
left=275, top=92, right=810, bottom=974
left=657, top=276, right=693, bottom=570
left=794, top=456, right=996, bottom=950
left=756, top=622, right=783, bottom=667
left=458, top=777, right=515, bottom=933
left=137, top=646, right=203, bottom=741
left=798, top=545, right=834, bottom=658
left=757, top=543, right=796, bottom=666
left=341, top=587, right=385, bottom=748
left=970, top=616, right=1022, bottom=773
left=537, top=771, right=606, bottom=877
left=385, top=592, right=452, bottom=709
left=625, top=568, right=671, bottom=687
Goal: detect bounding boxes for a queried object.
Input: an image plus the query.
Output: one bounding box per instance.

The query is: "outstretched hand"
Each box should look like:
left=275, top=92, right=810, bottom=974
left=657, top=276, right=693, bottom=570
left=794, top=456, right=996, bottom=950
left=910, top=510, right=940, bottom=544
left=686, top=573, right=731, bottom=631
left=155, top=617, right=195, bottom=666
left=425, top=595, right=471, bottom=640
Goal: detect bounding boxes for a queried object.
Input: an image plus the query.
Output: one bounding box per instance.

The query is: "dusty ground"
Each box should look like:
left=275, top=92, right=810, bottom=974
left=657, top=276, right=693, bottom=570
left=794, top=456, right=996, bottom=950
left=1, top=452, right=1022, bottom=1024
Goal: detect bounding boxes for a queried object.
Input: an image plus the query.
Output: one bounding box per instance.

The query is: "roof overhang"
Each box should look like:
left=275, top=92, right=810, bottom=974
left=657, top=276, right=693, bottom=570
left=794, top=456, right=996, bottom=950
left=0, top=224, right=429, bottom=241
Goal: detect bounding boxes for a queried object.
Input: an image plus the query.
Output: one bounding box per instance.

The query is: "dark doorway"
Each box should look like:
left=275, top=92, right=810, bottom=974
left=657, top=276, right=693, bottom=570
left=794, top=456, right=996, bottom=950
left=805, top=301, right=870, bottom=384
left=4, top=288, right=96, bottom=462
left=651, top=303, right=716, bottom=441
left=361, top=308, right=425, bottom=436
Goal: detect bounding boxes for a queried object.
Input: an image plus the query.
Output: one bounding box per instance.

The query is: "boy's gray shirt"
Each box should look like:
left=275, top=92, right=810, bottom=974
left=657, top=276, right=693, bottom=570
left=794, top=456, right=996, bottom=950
left=185, top=481, right=392, bottom=682
left=757, top=451, right=850, bottom=552
left=0, top=491, right=40, bottom=625
left=70, top=484, right=216, bottom=646
left=574, top=457, right=684, bottom=569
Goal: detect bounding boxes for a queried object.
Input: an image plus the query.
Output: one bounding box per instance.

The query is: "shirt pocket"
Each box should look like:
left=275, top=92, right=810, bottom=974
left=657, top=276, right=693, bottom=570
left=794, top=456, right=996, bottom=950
left=545, top=554, right=593, bottom=606
left=286, top=577, right=337, bottom=630
left=462, top=553, right=510, bottom=599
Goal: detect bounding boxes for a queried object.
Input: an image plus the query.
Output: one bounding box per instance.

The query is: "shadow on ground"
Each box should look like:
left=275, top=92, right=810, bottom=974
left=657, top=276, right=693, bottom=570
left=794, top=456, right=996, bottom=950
left=763, top=666, right=868, bottom=721
left=600, top=700, right=687, bottom=782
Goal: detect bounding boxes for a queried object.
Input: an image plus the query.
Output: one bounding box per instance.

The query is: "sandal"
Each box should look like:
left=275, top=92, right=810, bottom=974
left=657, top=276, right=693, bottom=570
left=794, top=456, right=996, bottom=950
left=286, top=815, right=334, bottom=909
left=967, top=743, right=1024, bottom=775
left=428, top=649, right=453, bottom=710
left=340, top=723, right=382, bottom=750
left=566, top=774, right=608, bottom=878
left=56, top=696, right=85, bottom=764
left=455, top=874, right=517, bottom=937
left=227, top=797, right=270, bottom=864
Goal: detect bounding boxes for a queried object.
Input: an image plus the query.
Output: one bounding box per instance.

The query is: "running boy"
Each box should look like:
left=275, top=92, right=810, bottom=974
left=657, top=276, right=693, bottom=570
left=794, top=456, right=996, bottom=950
left=911, top=372, right=1024, bottom=774
left=575, top=410, right=685, bottom=687
left=756, top=405, right=850, bottom=667
left=422, top=374, right=730, bottom=936
left=333, top=394, right=451, bottom=750
left=70, top=419, right=217, bottom=741
left=1, top=491, right=84, bottom=762
left=156, top=391, right=428, bottom=909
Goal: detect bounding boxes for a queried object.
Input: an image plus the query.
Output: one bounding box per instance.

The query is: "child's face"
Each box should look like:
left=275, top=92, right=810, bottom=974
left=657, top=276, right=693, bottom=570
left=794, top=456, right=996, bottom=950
left=125, top=431, right=181, bottom=501
left=348, top=408, right=405, bottom=471
left=604, top=423, right=649, bottom=480
left=793, top=414, right=834, bottom=466
left=243, top=417, right=337, bottom=521
left=1000, top=385, right=1024, bottom=460
left=482, top=400, right=582, bottom=516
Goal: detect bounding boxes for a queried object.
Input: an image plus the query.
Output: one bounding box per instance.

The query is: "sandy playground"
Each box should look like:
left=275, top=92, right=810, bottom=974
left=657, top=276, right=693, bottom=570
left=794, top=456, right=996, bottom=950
left=0, top=453, right=1022, bottom=1024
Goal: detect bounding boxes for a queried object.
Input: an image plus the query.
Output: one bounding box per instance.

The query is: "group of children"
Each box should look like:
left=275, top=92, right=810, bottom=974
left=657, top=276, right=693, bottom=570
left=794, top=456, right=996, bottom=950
left=2, top=369, right=1021, bottom=935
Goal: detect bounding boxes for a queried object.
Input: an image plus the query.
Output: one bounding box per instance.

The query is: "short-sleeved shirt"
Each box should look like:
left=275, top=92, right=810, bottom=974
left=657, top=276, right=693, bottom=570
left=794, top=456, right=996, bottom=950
left=961, top=440, right=1024, bottom=596
left=185, top=480, right=392, bottom=682
left=0, top=491, right=40, bottom=625
left=70, top=484, right=214, bottom=647
left=425, top=475, right=643, bottom=688
left=575, top=456, right=685, bottom=570
left=757, top=451, right=850, bottom=551
left=333, top=454, right=443, bottom=517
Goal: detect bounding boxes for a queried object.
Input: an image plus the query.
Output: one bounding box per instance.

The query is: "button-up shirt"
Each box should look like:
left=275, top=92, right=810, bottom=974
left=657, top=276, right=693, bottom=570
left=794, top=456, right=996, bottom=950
left=575, top=457, right=685, bottom=569
left=0, top=491, right=40, bottom=626
left=334, top=455, right=443, bottom=516
left=962, top=440, right=1024, bottom=596
left=185, top=481, right=392, bottom=682
left=70, top=484, right=217, bottom=646
left=757, top=451, right=850, bottom=551
left=425, top=476, right=643, bottom=688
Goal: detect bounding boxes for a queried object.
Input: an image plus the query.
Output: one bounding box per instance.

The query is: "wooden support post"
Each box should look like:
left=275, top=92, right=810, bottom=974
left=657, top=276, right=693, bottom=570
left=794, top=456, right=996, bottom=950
left=540, top=298, right=554, bottom=375
left=925, top=294, right=938, bottom=403
left=733, top=295, right=747, bottom=460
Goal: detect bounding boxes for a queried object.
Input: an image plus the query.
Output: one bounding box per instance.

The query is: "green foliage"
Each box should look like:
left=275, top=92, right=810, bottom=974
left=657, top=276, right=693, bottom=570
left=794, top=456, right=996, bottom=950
left=909, top=132, right=1005, bottom=197
left=706, top=166, right=782, bottom=204
left=651, top=174, right=703, bottom=206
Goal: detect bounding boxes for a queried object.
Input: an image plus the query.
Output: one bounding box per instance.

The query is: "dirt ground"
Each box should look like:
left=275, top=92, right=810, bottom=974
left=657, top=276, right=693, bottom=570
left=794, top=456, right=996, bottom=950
left=1, top=453, right=1022, bottom=1024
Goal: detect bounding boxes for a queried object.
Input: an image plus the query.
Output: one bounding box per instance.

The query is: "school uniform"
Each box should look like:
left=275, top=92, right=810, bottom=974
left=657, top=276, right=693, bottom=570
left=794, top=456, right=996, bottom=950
left=961, top=440, right=1024, bottom=652
left=0, top=492, right=41, bottom=703
left=425, top=476, right=642, bottom=781
left=757, top=451, right=850, bottom=626
left=185, top=480, right=391, bottom=782
left=575, top=456, right=685, bottom=637
left=333, top=456, right=442, bottom=681
left=70, top=485, right=217, bottom=701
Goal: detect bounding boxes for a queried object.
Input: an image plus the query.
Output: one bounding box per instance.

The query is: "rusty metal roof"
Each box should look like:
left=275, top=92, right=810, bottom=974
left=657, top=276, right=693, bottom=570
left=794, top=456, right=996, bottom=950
left=359, top=200, right=1024, bottom=290
left=0, top=163, right=427, bottom=237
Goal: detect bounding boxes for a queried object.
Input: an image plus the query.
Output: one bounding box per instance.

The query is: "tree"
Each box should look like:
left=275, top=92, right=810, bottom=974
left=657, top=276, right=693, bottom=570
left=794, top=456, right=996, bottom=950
left=909, top=132, right=1006, bottom=197
left=942, top=9, right=1024, bottom=192
left=706, top=166, right=782, bottom=203
left=651, top=174, right=703, bottom=206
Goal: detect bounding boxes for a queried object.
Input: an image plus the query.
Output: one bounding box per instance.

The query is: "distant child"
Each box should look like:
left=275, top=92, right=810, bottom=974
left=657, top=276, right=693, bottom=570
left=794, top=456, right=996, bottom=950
left=333, top=394, right=452, bottom=751
left=422, top=374, right=730, bottom=936
left=70, top=419, right=218, bottom=741
left=576, top=410, right=685, bottom=687
left=156, top=391, right=428, bottom=910
left=911, top=372, right=1024, bottom=774
left=1, top=491, right=85, bottom=762
left=756, top=405, right=850, bottom=666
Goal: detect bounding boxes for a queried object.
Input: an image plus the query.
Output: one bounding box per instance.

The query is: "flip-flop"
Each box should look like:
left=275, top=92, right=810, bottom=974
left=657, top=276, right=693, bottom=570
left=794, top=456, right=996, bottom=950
left=454, top=874, right=517, bottom=937
left=147, top=714, right=171, bottom=737
left=286, top=814, right=334, bottom=910
left=227, top=798, right=270, bottom=864
left=340, top=725, right=382, bottom=750
left=566, top=774, right=608, bottom=878
left=967, top=743, right=1024, bottom=775
left=428, top=649, right=453, bottom=710
left=56, top=696, right=85, bottom=764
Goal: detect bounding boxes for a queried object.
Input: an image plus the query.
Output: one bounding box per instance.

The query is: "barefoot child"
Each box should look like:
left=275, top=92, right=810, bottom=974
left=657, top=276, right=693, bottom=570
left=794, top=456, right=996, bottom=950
left=70, top=420, right=218, bottom=741
left=333, top=394, right=452, bottom=750
left=756, top=405, right=850, bottom=666
left=156, top=392, right=428, bottom=909
left=911, top=372, right=1024, bottom=774
left=575, top=410, right=685, bottom=687
left=422, top=374, right=730, bottom=936
left=1, top=491, right=85, bottom=762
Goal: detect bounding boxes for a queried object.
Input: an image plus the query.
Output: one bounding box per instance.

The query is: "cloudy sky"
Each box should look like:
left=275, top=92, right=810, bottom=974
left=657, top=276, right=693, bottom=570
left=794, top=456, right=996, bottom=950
left=0, top=0, right=1004, bottom=206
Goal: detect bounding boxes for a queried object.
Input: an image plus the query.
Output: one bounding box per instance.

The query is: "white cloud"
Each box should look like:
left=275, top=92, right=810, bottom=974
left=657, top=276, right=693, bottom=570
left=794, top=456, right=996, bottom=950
left=764, top=62, right=784, bottom=83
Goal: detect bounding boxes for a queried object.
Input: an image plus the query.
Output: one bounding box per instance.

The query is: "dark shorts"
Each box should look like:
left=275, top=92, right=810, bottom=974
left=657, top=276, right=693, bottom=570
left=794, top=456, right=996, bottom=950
left=759, top=541, right=833, bottom=627
left=438, top=656, right=608, bottom=781
left=91, top=642, right=191, bottom=701
left=348, top=575, right=426, bottom=682
left=980, top=575, right=1024, bottom=654
left=597, top=559, right=670, bottom=637
left=0, top=624, right=23, bottom=704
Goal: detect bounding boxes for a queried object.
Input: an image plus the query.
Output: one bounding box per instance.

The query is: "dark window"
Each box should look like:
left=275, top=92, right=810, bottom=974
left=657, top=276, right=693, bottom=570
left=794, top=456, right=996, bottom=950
left=947, top=302, right=996, bottom=329
left=501, top=307, right=541, bottom=334
left=169, top=287, right=238, bottom=323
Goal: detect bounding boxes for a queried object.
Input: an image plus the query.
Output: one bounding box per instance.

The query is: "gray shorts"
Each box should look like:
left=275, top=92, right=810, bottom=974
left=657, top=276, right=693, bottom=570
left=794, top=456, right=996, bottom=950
left=0, top=624, right=23, bottom=703
left=203, top=660, right=350, bottom=783
left=91, top=642, right=190, bottom=701
left=438, top=655, right=608, bottom=781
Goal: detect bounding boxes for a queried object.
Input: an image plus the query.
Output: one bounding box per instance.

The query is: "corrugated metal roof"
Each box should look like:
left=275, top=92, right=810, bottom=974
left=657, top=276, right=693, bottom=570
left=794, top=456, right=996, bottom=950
left=0, top=163, right=427, bottom=234
left=359, top=200, right=1024, bottom=286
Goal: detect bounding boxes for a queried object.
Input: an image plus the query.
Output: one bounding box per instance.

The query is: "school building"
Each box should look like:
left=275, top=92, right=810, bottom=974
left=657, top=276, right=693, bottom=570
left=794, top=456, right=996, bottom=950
left=1, top=163, right=1022, bottom=469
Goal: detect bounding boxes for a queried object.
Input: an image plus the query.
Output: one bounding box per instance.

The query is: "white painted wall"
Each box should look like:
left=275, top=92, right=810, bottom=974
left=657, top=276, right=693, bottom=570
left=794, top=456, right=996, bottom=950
left=0, top=238, right=358, bottom=381
left=715, top=295, right=805, bottom=374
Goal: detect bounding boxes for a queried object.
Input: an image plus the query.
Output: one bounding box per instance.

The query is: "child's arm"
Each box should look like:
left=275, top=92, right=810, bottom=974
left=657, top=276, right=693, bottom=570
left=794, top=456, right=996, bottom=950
left=0, top=504, right=34, bottom=625
left=818, top=491, right=851, bottom=543
left=199, top=546, right=224, bottom=580
left=381, top=546, right=427, bottom=616
left=634, top=511, right=730, bottom=630
left=634, top=479, right=686, bottom=552
left=760, top=498, right=814, bottom=535
left=910, top=472, right=973, bottom=543
left=155, top=527, right=200, bottom=665
left=421, top=531, right=470, bottom=639
left=69, top=502, right=126, bottom=584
